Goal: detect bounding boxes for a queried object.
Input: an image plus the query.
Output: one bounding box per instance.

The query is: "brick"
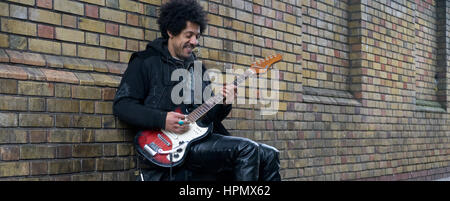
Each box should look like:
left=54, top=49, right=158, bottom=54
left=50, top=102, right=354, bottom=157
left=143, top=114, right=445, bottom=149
left=41, top=68, right=79, bottom=84
left=203, top=36, right=223, bottom=49
left=44, top=55, right=63, bottom=68
left=103, top=144, right=116, bottom=156
left=5, top=50, right=46, bottom=66
left=0, top=146, right=20, bottom=160
left=59, top=43, right=76, bottom=56
left=73, top=115, right=102, bottom=128
left=23, top=67, right=46, bottom=81
left=55, top=83, right=71, bottom=98
left=0, top=113, right=18, bottom=127
left=93, top=60, right=110, bottom=73
left=75, top=72, right=95, bottom=85
left=86, top=32, right=99, bottom=45
left=7, top=0, right=34, bottom=6
left=85, top=4, right=99, bottom=18
left=55, top=27, right=85, bottom=43
left=0, top=162, right=29, bottom=177
left=37, top=24, right=55, bottom=39
left=95, top=101, right=113, bottom=114
left=90, top=73, right=121, bottom=87
left=119, top=0, right=143, bottom=13
left=106, top=62, right=126, bottom=74
left=1, top=18, right=36, bottom=36
left=96, top=158, right=124, bottom=171
left=140, top=0, right=161, bottom=6
left=62, top=57, right=94, bottom=71
left=100, top=8, right=126, bottom=23
left=0, top=49, right=8, bottom=62
left=36, top=0, right=52, bottom=9
left=119, top=25, right=143, bottom=40
left=78, top=45, right=106, bottom=60
left=9, top=35, right=27, bottom=50
left=79, top=18, right=106, bottom=33
left=55, top=114, right=72, bottom=128
left=47, top=129, right=81, bottom=143
left=47, top=99, right=80, bottom=113
left=208, top=14, right=223, bottom=26
left=29, top=8, right=61, bottom=25
left=100, top=35, right=126, bottom=49
left=20, top=145, right=56, bottom=159
left=106, top=23, right=119, bottom=35
left=0, top=95, right=28, bottom=111
left=18, top=81, right=54, bottom=96
left=127, top=13, right=139, bottom=26
left=28, top=97, right=45, bottom=111
left=106, top=49, right=119, bottom=61
left=80, top=0, right=105, bottom=6
left=62, top=14, right=77, bottom=28
left=48, top=160, right=74, bottom=174
left=0, top=34, right=8, bottom=48
left=72, top=144, right=102, bottom=157
left=10, top=4, right=28, bottom=19
left=106, top=0, right=119, bottom=8
left=0, top=2, right=9, bottom=17
left=119, top=50, right=132, bottom=63
left=30, top=161, right=48, bottom=175
left=72, top=85, right=102, bottom=99
left=126, top=39, right=139, bottom=51
left=29, top=38, right=61, bottom=55
left=102, top=88, right=116, bottom=100
left=19, top=113, right=54, bottom=127
left=102, top=115, right=115, bottom=128
left=80, top=100, right=95, bottom=113
left=0, top=79, right=18, bottom=94
left=54, top=0, right=84, bottom=15
left=55, top=145, right=71, bottom=158
left=0, top=129, right=27, bottom=144
left=65, top=46, right=80, bottom=57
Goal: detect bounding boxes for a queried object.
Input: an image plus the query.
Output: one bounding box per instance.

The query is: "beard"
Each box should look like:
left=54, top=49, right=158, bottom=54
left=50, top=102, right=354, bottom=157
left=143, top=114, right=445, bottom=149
left=175, top=43, right=195, bottom=60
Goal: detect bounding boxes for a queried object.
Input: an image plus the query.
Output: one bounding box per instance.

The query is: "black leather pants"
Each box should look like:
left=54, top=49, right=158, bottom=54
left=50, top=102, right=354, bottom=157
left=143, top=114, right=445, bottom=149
left=138, top=133, right=281, bottom=181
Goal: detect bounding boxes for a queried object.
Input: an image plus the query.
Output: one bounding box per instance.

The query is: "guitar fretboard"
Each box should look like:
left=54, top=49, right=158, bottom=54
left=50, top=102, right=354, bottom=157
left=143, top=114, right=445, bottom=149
left=186, top=69, right=255, bottom=122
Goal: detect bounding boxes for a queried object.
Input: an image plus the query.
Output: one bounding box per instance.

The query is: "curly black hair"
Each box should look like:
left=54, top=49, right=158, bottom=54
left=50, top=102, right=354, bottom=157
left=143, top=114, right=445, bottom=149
left=157, top=0, right=208, bottom=39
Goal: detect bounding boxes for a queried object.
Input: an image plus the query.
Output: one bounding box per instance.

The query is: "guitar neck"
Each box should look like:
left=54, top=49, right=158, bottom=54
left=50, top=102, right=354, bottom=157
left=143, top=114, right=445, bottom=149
left=186, top=69, right=254, bottom=122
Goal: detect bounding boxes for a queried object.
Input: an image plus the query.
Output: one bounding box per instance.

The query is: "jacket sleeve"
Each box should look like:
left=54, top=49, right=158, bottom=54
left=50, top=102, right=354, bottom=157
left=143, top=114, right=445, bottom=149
left=113, top=55, right=167, bottom=130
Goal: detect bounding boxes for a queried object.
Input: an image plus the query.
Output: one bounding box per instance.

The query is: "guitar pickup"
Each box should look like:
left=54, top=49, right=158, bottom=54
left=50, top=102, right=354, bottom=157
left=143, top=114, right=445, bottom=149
left=144, top=142, right=161, bottom=156
left=158, top=134, right=171, bottom=147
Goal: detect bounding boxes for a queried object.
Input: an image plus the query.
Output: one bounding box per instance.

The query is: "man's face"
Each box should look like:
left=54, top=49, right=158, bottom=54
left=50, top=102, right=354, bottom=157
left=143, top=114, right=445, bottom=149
left=168, top=21, right=200, bottom=60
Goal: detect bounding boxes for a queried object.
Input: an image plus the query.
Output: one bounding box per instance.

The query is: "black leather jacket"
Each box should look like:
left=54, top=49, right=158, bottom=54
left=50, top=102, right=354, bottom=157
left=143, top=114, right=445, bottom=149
left=113, top=38, right=231, bottom=135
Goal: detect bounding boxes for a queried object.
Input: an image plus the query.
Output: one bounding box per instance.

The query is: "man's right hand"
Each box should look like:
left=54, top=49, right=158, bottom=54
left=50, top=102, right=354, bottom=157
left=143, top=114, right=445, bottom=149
left=165, top=112, right=190, bottom=134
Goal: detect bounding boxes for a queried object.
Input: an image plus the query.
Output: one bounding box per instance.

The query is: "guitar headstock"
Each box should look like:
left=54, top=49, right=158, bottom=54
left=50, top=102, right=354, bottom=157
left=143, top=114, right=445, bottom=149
left=250, top=54, right=282, bottom=74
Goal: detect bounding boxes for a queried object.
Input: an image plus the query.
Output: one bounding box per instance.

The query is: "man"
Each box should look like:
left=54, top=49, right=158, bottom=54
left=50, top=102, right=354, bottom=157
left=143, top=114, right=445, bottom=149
left=113, top=0, right=280, bottom=181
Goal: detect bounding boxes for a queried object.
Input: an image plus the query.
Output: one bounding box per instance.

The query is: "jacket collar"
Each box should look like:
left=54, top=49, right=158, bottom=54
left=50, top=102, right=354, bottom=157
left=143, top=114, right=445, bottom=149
left=147, top=38, right=196, bottom=85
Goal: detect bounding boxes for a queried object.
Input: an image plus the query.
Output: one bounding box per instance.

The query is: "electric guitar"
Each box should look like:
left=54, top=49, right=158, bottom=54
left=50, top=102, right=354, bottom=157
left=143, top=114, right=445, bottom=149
left=135, top=54, right=283, bottom=167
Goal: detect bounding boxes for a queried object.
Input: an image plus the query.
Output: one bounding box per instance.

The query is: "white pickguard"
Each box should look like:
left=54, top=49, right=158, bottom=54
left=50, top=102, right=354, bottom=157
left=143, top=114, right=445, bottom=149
left=161, top=122, right=209, bottom=163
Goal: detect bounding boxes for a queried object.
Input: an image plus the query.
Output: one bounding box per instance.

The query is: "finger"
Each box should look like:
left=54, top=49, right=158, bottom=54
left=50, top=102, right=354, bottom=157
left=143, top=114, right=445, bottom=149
left=173, top=113, right=186, bottom=120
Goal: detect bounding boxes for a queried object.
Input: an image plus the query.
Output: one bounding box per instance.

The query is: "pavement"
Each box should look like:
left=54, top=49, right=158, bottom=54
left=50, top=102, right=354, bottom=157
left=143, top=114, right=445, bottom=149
left=435, top=176, right=450, bottom=181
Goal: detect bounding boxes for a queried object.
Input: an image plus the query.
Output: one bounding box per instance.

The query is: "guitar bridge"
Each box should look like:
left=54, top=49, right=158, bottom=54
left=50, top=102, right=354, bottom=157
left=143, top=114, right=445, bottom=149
left=144, top=142, right=161, bottom=156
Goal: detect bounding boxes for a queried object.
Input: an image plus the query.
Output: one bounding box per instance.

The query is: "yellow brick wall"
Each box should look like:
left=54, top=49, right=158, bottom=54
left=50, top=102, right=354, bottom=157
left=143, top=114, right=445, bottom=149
left=0, top=0, right=449, bottom=181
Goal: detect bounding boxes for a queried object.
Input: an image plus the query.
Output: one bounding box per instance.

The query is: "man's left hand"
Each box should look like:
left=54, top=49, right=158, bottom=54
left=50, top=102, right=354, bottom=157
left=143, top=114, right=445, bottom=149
left=222, top=84, right=237, bottom=104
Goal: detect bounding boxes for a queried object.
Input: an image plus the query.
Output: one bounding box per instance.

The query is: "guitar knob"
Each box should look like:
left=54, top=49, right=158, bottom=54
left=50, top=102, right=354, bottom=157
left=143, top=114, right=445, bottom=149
left=174, top=154, right=179, bottom=158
